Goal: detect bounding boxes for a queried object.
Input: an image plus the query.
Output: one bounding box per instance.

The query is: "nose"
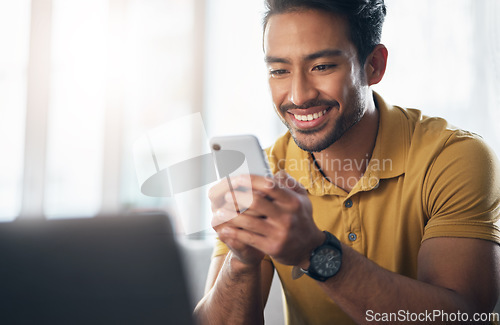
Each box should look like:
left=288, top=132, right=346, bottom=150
left=289, top=72, right=318, bottom=107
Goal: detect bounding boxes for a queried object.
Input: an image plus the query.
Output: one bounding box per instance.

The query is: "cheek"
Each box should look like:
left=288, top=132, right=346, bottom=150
left=316, top=73, right=350, bottom=99
left=269, top=79, right=288, bottom=107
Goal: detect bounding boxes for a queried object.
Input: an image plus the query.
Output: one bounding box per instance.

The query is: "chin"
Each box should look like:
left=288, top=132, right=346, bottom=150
left=291, top=131, right=340, bottom=153
left=293, top=137, right=338, bottom=153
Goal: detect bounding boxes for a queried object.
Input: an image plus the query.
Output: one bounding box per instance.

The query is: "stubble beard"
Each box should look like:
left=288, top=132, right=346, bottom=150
left=281, top=100, right=365, bottom=153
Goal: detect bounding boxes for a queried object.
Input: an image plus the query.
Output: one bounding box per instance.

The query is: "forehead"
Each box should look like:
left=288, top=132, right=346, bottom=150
left=264, top=9, right=353, bottom=59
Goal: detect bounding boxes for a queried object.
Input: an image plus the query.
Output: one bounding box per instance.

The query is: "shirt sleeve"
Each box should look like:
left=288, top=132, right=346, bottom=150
left=211, top=237, right=231, bottom=258
left=422, top=131, right=500, bottom=243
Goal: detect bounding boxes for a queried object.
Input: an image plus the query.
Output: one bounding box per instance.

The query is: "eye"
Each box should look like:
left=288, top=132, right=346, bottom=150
left=269, top=69, right=289, bottom=78
left=312, top=64, right=337, bottom=72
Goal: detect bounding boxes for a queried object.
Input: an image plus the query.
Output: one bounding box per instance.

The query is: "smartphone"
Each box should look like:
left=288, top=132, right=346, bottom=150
left=209, top=135, right=274, bottom=217
left=209, top=135, right=271, bottom=214
left=209, top=135, right=271, bottom=179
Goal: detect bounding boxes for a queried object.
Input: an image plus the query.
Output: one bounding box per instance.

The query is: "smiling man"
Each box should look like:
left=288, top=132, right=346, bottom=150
left=194, top=1, right=500, bottom=324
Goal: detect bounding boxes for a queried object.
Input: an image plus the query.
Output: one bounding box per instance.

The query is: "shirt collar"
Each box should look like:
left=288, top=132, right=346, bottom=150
left=284, top=91, right=408, bottom=196
left=369, top=91, right=407, bottom=180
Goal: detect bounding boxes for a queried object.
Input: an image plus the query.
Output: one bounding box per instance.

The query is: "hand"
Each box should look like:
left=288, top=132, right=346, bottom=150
left=209, top=176, right=266, bottom=266
left=213, top=171, right=324, bottom=267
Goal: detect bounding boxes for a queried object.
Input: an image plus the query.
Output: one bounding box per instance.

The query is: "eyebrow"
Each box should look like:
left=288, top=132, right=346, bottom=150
left=264, top=48, right=344, bottom=64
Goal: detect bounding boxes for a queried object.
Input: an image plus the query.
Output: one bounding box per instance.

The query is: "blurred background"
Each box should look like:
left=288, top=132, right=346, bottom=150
left=1, top=0, right=499, bottom=320
left=1, top=0, right=499, bottom=227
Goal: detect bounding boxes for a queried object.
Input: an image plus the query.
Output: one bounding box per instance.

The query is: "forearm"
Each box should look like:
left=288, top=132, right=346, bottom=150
left=320, top=245, right=484, bottom=325
left=194, top=252, right=264, bottom=325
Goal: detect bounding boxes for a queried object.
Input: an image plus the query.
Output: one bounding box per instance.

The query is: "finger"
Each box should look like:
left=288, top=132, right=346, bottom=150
left=219, top=182, right=271, bottom=213
left=224, top=203, right=263, bottom=217
left=208, top=175, right=247, bottom=213
left=211, top=207, right=240, bottom=228
left=274, top=170, right=307, bottom=195
left=208, top=179, right=231, bottom=211
left=212, top=203, right=271, bottom=233
left=233, top=174, right=302, bottom=206
left=229, top=213, right=270, bottom=236
left=214, top=216, right=265, bottom=249
left=220, top=189, right=257, bottom=214
left=212, top=197, right=238, bottom=215
left=224, top=188, right=279, bottom=218
left=221, top=226, right=269, bottom=254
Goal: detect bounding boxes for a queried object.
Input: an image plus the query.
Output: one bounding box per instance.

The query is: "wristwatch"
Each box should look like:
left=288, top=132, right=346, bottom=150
left=297, top=231, right=343, bottom=282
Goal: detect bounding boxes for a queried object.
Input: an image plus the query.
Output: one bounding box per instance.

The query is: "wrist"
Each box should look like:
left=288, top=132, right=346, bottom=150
left=298, top=259, right=310, bottom=271
left=228, top=253, right=262, bottom=274
left=293, top=231, right=343, bottom=282
left=298, top=230, right=326, bottom=270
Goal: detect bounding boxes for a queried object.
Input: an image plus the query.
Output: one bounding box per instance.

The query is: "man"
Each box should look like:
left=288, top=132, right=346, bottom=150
left=194, top=0, right=500, bottom=324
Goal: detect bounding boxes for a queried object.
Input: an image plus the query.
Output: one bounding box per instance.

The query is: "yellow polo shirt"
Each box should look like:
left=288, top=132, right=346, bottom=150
left=212, top=93, right=500, bottom=324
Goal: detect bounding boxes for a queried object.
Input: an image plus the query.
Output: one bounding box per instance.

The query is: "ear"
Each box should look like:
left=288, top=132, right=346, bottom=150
left=364, top=44, right=388, bottom=86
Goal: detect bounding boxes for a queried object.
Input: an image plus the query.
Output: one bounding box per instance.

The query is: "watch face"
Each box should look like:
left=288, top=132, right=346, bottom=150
left=311, top=246, right=341, bottom=277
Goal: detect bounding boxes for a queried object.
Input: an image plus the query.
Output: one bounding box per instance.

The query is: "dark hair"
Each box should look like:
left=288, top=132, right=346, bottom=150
left=263, top=0, right=386, bottom=65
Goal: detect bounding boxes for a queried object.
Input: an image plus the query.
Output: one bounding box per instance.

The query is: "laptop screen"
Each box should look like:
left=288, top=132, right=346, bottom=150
left=0, top=213, right=194, bottom=325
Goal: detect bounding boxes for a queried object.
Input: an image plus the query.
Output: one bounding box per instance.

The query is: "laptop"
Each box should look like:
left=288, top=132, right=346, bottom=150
left=0, top=212, right=195, bottom=325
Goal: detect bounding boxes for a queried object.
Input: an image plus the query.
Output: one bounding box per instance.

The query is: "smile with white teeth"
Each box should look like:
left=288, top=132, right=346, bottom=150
left=293, top=109, right=328, bottom=121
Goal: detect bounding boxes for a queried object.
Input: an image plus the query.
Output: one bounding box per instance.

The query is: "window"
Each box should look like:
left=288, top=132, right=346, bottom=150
left=0, top=0, right=31, bottom=221
left=44, top=0, right=108, bottom=218
left=376, top=0, right=500, bottom=153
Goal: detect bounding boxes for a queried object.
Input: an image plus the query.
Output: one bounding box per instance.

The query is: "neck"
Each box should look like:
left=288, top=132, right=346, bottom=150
left=314, top=95, right=379, bottom=192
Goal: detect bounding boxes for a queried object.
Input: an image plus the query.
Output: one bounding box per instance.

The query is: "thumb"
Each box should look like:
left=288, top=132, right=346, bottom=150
left=274, top=170, right=307, bottom=195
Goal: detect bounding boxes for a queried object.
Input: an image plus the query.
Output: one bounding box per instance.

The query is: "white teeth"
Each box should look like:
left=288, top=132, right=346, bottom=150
left=294, top=109, right=328, bottom=122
